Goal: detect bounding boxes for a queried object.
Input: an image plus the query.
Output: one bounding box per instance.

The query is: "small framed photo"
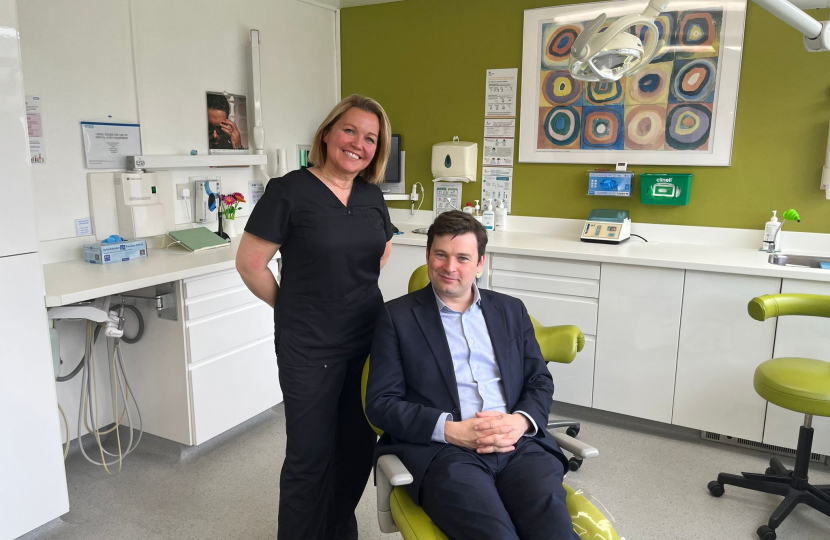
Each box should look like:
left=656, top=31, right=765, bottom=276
left=206, top=92, right=249, bottom=154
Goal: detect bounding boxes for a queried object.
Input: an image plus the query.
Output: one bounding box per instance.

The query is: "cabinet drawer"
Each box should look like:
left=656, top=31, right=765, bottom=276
left=490, top=272, right=599, bottom=299
left=187, top=302, right=273, bottom=363
left=549, top=337, right=595, bottom=408
left=492, top=289, right=598, bottom=336
left=189, top=338, right=281, bottom=444
left=492, top=254, right=600, bottom=280
left=185, top=285, right=260, bottom=321
left=184, top=261, right=277, bottom=299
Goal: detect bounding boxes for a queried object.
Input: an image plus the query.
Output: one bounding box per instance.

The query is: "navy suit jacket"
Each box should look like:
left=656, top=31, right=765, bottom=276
left=366, top=284, right=568, bottom=503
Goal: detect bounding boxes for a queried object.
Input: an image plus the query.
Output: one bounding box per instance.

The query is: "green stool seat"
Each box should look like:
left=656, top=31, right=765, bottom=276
left=754, top=358, right=830, bottom=417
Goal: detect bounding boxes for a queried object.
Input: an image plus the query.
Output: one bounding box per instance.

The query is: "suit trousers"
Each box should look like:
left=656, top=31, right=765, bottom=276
left=276, top=352, right=377, bottom=540
left=419, top=438, right=580, bottom=540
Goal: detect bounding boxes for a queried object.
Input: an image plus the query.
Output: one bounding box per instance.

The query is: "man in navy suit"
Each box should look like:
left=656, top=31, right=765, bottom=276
left=366, top=211, right=579, bottom=540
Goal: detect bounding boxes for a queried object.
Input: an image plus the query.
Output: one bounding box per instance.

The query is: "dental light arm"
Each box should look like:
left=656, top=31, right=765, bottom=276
left=572, top=0, right=830, bottom=83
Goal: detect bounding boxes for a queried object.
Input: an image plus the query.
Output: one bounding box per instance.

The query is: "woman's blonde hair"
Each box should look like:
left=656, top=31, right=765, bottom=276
left=309, top=94, right=392, bottom=185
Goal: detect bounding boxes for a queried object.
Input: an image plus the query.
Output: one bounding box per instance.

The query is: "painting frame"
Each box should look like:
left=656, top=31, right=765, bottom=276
left=518, top=0, right=746, bottom=166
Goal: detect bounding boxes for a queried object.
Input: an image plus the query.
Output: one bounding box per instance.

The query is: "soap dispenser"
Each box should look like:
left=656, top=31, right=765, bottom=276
left=482, top=199, right=495, bottom=232
left=763, top=210, right=780, bottom=251
left=495, top=199, right=507, bottom=231
left=473, top=200, right=483, bottom=224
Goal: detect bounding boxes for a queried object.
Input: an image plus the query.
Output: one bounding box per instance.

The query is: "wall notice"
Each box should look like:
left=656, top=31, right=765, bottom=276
left=81, top=121, right=142, bottom=169
left=26, top=96, right=46, bottom=164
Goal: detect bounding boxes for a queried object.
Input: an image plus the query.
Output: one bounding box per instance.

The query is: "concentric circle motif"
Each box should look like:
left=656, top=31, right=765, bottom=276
left=638, top=13, right=676, bottom=61
left=671, top=58, right=716, bottom=102
left=581, top=107, right=623, bottom=149
left=666, top=104, right=711, bottom=150
left=679, top=12, right=717, bottom=48
left=629, top=64, right=669, bottom=103
left=585, top=80, right=623, bottom=105
left=543, top=71, right=582, bottom=106
left=542, top=106, right=581, bottom=147
left=624, top=105, right=666, bottom=150
left=545, top=25, right=581, bottom=63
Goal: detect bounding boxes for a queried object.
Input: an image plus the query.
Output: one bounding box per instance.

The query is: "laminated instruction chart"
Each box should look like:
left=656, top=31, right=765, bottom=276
left=483, top=69, right=516, bottom=212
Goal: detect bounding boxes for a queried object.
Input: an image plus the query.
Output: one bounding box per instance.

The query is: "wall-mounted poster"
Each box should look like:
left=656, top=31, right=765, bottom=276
left=519, top=0, right=746, bottom=166
left=206, top=92, right=249, bottom=154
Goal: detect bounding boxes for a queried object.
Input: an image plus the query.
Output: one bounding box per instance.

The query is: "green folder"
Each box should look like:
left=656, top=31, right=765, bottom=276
left=168, top=227, right=230, bottom=252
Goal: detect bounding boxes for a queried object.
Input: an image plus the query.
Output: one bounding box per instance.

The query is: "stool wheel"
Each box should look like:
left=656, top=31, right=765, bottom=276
left=568, top=457, right=582, bottom=472
left=566, top=426, right=580, bottom=438
left=707, top=480, right=724, bottom=497
left=757, top=525, right=776, bottom=540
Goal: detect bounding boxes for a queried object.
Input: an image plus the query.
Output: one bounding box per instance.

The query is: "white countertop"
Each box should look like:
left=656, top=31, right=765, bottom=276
left=43, top=238, right=246, bottom=307
left=390, top=222, right=830, bottom=282
left=43, top=218, right=830, bottom=307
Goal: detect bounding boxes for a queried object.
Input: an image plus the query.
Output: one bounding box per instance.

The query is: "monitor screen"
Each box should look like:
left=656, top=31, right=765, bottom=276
left=384, top=134, right=401, bottom=183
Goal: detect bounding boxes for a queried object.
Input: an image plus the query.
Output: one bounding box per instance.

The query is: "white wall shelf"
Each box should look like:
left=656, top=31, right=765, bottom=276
left=383, top=194, right=409, bottom=201
left=127, top=154, right=268, bottom=170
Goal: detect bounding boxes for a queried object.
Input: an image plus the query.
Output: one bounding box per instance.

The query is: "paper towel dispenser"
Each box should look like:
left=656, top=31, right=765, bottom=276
left=431, top=136, right=478, bottom=182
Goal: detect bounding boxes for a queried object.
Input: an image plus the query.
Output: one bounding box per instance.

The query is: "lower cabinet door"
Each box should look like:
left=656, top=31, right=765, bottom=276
left=189, top=337, right=281, bottom=444
left=672, top=271, right=779, bottom=441
left=762, top=279, right=830, bottom=455
left=593, top=264, right=685, bottom=423
left=378, top=244, right=426, bottom=301
left=548, top=337, right=595, bottom=408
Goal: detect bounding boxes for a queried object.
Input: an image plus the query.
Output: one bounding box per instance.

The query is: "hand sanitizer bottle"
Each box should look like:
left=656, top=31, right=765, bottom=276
left=763, top=210, right=780, bottom=251
left=482, top=199, right=495, bottom=232
left=473, top=200, right=483, bottom=224
left=495, top=199, right=507, bottom=231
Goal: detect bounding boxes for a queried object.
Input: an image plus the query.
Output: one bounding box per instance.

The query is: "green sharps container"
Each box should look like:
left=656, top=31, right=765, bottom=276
left=640, top=173, right=692, bottom=206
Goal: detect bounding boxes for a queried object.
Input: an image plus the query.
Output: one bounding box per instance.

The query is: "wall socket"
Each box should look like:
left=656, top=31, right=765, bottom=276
left=176, top=184, right=188, bottom=200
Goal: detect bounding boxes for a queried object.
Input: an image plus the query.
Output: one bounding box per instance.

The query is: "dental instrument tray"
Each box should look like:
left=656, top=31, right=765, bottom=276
left=581, top=209, right=631, bottom=244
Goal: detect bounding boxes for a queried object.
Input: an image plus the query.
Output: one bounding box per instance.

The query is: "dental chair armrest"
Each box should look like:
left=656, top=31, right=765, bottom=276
left=378, top=454, right=414, bottom=486
left=549, top=430, right=599, bottom=459
left=375, top=454, right=413, bottom=533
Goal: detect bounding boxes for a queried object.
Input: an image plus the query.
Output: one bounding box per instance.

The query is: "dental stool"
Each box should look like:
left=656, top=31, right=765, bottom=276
left=708, top=294, right=830, bottom=540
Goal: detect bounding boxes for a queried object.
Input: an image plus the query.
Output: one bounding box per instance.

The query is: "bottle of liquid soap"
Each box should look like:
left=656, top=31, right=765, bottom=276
left=463, top=202, right=474, bottom=214
left=495, top=199, right=507, bottom=231
left=473, top=200, right=483, bottom=224
left=483, top=199, right=495, bottom=232
left=763, top=210, right=780, bottom=251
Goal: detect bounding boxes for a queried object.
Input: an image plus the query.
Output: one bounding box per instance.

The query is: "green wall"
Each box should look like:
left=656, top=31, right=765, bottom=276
left=342, top=0, right=830, bottom=232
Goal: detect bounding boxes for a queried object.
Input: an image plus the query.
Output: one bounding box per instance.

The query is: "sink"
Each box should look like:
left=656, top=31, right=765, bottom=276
left=768, top=253, right=830, bottom=268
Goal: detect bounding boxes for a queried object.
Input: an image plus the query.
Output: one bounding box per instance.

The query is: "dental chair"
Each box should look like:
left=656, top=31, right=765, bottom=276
left=360, top=266, right=620, bottom=539
left=708, top=294, right=830, bottom=540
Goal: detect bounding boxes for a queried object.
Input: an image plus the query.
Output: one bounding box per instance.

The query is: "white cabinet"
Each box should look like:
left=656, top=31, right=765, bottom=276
left=672, top=272, right=779, bottom=441
left=0, top=254, right=69, bottom=539
left=593, top=264, right=684, bottom=423
left=379, top=243, right=426, bottom=300
left=490, top=254, right=600, bottom=407
left=762, top=279, right=830, bottom=455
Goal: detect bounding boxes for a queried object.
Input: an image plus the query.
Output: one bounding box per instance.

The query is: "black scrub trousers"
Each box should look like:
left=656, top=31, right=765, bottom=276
left=245, top=168, right=393, bottom=540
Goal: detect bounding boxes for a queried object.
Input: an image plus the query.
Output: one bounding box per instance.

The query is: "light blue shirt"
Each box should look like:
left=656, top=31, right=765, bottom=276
left=431, top=284, right=538, bottom=443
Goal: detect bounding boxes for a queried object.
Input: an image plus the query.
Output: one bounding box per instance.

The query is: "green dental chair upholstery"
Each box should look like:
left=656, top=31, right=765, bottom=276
left=361, top=266, right=619, bottom=540
left=708, top=294, right=830, bottom=540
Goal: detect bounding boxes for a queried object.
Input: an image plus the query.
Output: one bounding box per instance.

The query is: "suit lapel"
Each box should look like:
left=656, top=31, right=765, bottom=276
left=412, top=285, right=461, bottom=410
left=481, top=293, right=513, bottom=406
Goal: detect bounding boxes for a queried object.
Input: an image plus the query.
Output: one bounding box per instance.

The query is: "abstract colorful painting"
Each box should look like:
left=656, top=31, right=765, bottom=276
left=520, top=0, right=746, bottom=166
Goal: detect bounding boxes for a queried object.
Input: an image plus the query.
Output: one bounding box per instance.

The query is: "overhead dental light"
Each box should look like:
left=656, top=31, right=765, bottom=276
left=570, top=0, right=830, bottom=83
left=570, top=0, right=668, bottom=81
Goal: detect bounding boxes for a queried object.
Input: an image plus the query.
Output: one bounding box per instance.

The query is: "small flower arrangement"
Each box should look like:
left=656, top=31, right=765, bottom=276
left=220, top=192, right=246, bottom=221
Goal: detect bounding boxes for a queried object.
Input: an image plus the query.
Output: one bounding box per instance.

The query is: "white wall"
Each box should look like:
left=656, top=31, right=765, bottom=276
left=19, top=0, right=339, bottom=244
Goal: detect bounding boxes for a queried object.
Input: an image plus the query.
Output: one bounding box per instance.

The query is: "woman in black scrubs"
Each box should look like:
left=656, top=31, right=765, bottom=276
left=236, top=95, right=393, bottom=540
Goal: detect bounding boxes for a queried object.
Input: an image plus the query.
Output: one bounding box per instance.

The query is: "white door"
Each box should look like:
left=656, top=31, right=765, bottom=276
left=762, top=279, right=830, bottom=455
left=0, top=253, right=69, bottom=540
left=0, top=0, right=38, bottom=258
left=593, top=263, right=684, bottom=423
left=672, top=271, right=779, bottom=441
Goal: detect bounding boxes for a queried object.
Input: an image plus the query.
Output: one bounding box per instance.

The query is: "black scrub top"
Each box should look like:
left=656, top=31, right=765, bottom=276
left=245, top=168, right=393, bottom=365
